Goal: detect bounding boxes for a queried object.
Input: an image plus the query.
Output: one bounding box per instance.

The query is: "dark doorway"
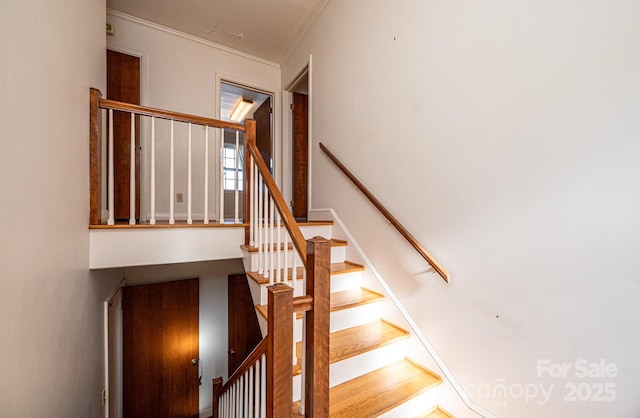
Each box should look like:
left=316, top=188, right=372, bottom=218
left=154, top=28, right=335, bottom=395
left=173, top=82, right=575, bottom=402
left=254, top=96, right=272, bottom=170
left=292, top=92, right=309, bottom=220
left=123, top=279, right=199, bottom=418
left=107, top=49, right=141, bottom=221
left=227, top=274, right=263, bottom=374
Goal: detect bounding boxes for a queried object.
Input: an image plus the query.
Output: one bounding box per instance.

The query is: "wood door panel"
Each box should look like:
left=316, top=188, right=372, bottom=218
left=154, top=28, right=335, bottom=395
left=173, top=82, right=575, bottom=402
left=123, top=279, right=199, bottom=418
left=292, top=93, right=309, bottom=220
left=254, top=96, right=272, bottom=170
left=107, top=49, right=140, bottom=220
left=228, top=274, right=263, bottom=374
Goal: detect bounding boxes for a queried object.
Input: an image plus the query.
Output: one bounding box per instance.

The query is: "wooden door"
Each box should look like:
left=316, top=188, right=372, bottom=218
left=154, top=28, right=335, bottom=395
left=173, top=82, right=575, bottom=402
left=292, top=93, right=309, bottom=220
left=254, top=96, right=272, bottom=171
left=228, top=274, right=263, bottom=374
left=107, top=49, right=140, bottom=220
left=123, top=279, right=199, bottom=418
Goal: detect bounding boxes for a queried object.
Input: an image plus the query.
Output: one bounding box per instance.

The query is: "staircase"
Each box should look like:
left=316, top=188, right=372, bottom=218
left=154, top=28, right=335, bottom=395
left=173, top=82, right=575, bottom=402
left=242, top=221, right=453, bottom=417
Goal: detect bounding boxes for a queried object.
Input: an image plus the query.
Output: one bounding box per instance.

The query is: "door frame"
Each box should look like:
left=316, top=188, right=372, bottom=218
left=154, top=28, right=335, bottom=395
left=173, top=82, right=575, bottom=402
left=282, top=55, right=313, bottom=216
left=215, top=73, right=281, bottom=194
left=104, top=278, right=126, bottom=418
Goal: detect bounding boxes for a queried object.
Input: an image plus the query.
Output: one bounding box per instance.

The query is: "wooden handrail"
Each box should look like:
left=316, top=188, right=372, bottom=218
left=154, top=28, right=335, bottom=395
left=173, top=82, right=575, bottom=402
left=221, top=337, right=268, bottom=393
left=293, top=295, right=313, bottom=313
left=99, top=97, right=246, bottom=132
left=319, top=142, right=450, bottom=283
left=245, top=126, right=308, bottom=265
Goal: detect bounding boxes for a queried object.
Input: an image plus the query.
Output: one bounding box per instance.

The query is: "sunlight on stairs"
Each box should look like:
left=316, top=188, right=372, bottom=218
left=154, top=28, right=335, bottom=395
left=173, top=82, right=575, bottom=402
left=242, top=222, right=453, bottom=417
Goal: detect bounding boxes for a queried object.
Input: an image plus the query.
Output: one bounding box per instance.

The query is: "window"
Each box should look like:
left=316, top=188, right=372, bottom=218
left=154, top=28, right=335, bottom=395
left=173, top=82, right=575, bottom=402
left=223, top=145, right=243, bottom=191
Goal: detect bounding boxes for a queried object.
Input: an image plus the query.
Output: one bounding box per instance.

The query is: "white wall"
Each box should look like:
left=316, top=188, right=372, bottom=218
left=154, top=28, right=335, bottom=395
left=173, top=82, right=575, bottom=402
left=106, top=12, right=281, bottom=222
left=0, top=0, right=124, bottom=416
left=283, top=1, right=640, bottom=417
left=123, top=259, right=245, bottom=417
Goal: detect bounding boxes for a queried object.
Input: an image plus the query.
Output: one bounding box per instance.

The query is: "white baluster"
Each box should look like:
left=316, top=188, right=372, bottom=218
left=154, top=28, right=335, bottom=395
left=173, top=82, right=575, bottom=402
left=187, top=122, right=192, bottom=224
left=222, top=392, right=226, bottom=418
left=150, top=116, right=156, bottom=225
left=249, top=161, right=254, bottom=246
left=269, top=196, right=275, bottom=284
left=253, top=162, right=258, bottom=247
left=283, top=232, right=289, bottom=284
left=204, top=126, right=209, bottom=224
left=244, top=372, right=249, bottom=418
left=248, top=365, right=254, bottom=418
left=254, top=358, right=261, bottom=418
left=264, top=188, right=271, bottom=282
left=219, top=131, right=225, bottom=224
left=257, top=172, right=263, bottom=275
left=260, top=354, right=266, bottom=418
left=232, top=381, right=237, bottom=418
left=238, top=376, right=243, bottom=418
left=129, top=113, right=136, bottom=225
left=108, top=109, right=114, bottom=225
left=234, top=130, right=240, bottom=224
left=169, top=120, right=175, bottom=225
left=276, top=211, right=282, bottom=283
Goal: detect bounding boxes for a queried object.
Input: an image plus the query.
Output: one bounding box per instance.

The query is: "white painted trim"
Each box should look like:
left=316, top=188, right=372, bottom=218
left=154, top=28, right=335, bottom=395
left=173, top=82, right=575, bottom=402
left=282, top=61, right=312, bottom=214
left=216, top=73, right=282, bottom=189
left=311, top=208, right=497, bottom=418
left=281, top=89, right=293, bottom=209
left=90, top=227, right=245, bottom=269
left=307, top=55, right=313, bottom=218
left=103, top=300, right=109, bottom=418
left=106, top=10, right=280, bottom=69
left=103, top=279, right=125, bottom=418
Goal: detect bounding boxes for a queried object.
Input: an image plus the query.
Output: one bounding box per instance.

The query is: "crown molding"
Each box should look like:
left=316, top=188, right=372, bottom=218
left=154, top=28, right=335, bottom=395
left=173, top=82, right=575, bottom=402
left=107, top=9, right=280, bottom=69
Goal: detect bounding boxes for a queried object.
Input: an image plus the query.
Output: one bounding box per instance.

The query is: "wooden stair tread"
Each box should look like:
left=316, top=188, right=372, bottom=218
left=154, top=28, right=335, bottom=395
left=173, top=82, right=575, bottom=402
left=418, top=407, right=455, bottom=418
left=247, top=261, right=364, bottom=285
left=330, top=287, right=384, bottom=311
left=292, top=320, right=409, bottom=376
left=330, top=320, right=409, bottom=363
left=330, top=261, right=364, bottom=274
left=293, top=359, right=441, bottom=417
left=256, top=287, right=384, bottom=320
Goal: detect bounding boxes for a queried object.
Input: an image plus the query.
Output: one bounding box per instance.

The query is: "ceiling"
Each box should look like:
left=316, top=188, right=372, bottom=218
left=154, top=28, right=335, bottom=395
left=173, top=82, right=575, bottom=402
left=107, top=0, right=330, bottom=63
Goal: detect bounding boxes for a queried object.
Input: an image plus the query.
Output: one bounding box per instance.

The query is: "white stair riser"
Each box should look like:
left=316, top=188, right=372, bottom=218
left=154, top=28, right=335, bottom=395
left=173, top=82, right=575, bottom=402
left=331, top=271, right=362, bottom=292
left=331, top=245, right=346, bottom=263
left=248, top=269, right=362, bottom=306
left=330, top=339, right=408, bottom=388
left=293, top=374, right=302, bottom=403
left=249, top=224, right=333, bottom=243
left=300, top=225, right=333, bottom=240
left=330, top=302, right=382, bottom=333
left=292, top=338, right=408, bottom=402
left=243, top=245, right=345, bottom=272
left=379, top=385, right=439, bottom=417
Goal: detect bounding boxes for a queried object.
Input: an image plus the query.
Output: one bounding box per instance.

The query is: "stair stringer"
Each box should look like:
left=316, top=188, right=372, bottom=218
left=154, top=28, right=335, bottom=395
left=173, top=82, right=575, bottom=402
left=309, top=208, right=474, bottom=417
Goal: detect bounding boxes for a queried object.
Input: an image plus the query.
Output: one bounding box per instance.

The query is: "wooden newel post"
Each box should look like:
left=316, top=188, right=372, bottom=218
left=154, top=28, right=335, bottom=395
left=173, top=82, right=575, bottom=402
left=244, top=119, right=256, bottom=245
left=89, top=88, right=102, bottom=225
left=267, top=283, right=293, bottom=418
left=304, top=236, right=331, bottom=417
left=212, top=377, right=223, bottom=418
